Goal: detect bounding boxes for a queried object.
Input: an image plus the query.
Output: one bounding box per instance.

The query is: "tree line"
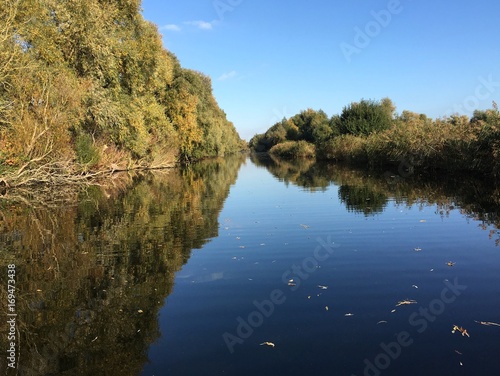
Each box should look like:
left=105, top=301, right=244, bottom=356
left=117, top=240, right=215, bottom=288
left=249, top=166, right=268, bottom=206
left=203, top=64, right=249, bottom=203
left=0, top=0, right=245, bottom=186
left=250, top=98, right=500, bottom=177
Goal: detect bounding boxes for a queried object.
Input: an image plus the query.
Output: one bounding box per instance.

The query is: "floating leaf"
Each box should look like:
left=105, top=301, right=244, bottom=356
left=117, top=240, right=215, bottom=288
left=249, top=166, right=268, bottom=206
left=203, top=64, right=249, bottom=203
left=452, top=325, right=470, bottom=337
left=474, top=320, right=500, bottom=327
left=260, top=342, right=275, bottom=347
left=396, top=299, right=417, bottom=307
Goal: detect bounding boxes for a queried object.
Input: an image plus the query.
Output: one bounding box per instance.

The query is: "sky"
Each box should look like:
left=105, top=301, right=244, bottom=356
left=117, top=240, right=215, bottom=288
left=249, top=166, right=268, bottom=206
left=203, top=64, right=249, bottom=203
left=141, top=0, right=500, bottom=140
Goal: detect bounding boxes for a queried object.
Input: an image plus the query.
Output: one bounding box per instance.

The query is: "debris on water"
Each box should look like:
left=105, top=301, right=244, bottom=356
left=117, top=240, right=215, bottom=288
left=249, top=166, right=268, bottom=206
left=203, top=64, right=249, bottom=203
left=419, top=220, right=427, bottom=223
left=412, top=285, right=419, bottom=289
left=239, top=246, right=246, bottom=249
left=430, top=269, right=434, bottom=272
left=452, top=325, right=470, bottom=337
left=447, top=261, right=455, bottom=267
left=138, top=310, right=143, bottom=313
left=345, top=313, right=354, bottom=317
left=460, top=362, right=463, bottom=366
left=377, top=320, right=387, bottom=324
left=307, top=296, right=311, bottom=299
left=396, top=299, right=417, bottom=307
left=455, top=350, right=463, bottom=355
left=288, top=279, right=296, bottom=287
left=325, top=306, right=329, bottom=311
left=260, top=243, right=266, bottom=246
left=260, top=342, right=275, bottom=347
left=474, top=320, right=500, bottom=327
left=318, top=285, right=328, bottom=290
left=414, top=247, right=422, bottom=252
left=91, top=337, right=98, bottom=342
left=300, top=224, right=310, bottom=229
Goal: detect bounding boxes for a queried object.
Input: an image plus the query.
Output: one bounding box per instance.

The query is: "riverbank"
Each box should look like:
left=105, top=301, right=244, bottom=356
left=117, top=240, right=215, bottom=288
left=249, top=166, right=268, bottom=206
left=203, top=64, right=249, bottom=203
left=251, top=100, right=500, bottom=178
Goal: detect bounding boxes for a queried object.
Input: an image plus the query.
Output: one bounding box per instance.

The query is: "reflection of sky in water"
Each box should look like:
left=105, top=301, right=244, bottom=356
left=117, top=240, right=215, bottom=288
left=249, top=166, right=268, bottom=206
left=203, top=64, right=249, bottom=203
left=144, top=157, right=500, bottom=376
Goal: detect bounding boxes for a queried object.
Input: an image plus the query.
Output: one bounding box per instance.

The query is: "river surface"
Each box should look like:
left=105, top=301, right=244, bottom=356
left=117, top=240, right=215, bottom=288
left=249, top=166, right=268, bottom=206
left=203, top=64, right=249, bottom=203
left=1, top=154, right=500, bottom=376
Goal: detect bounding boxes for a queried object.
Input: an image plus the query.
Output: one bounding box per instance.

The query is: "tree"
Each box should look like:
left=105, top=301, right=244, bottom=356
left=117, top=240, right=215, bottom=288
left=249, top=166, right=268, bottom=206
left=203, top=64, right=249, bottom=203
left=339, top=98, right=395, bottom=136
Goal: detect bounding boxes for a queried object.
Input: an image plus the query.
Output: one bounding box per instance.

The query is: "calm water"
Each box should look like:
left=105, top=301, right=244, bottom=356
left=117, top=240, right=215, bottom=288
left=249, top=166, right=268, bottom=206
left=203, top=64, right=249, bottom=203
left=1, top=155, right=500, bottom=376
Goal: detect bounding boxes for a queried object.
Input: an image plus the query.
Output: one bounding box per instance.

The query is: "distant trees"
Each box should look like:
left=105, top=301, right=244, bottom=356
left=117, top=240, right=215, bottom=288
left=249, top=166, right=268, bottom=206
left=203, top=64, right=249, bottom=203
left=250, top=98, right=500, bottom=177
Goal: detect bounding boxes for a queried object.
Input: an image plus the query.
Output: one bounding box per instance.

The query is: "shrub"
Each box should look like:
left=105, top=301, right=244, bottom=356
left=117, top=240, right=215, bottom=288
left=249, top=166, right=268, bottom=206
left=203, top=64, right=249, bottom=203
left=75, top=133, right=100, bottom=167
left=338, top=98, right=395, bottom=136
left=269, top=141, right=316, bottom=159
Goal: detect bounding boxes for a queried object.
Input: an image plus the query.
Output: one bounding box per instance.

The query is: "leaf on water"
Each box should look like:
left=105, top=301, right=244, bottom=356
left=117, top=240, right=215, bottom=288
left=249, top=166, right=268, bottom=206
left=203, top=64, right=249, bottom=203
left=138, top=309, right=143, bottom=313
left=452, top=325, right=470, bottom=337
left=474, top=320, right=500, bottom=327
left=396, top=299, right=417, bottom=307
left=260, top=342, right=275, bottom=348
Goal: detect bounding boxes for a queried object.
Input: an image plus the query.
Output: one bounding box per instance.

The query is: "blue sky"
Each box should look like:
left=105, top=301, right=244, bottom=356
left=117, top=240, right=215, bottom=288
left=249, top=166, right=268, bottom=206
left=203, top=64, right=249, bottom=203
left=141, top=0, right=500, bottom=140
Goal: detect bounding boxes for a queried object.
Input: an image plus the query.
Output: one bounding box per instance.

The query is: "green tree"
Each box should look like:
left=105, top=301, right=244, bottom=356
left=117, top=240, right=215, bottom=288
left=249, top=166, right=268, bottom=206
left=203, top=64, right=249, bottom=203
left=339, top=98, right=395, bottom=136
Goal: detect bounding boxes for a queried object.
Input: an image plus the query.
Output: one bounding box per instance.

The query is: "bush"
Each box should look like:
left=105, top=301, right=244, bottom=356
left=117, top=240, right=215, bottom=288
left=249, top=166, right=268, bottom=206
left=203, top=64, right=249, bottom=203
left=269, top=141, right=316, bottom=159
left=75, top=133, right=100, bottom=167
left=338, top=98, right=394, bottom=136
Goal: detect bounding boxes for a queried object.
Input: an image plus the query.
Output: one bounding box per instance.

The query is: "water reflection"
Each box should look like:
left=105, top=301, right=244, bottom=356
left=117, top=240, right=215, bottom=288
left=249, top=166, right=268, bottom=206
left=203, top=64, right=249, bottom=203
left=0, top=155, right=245, bottom=375
left=252, top=153, right=500, bottom=240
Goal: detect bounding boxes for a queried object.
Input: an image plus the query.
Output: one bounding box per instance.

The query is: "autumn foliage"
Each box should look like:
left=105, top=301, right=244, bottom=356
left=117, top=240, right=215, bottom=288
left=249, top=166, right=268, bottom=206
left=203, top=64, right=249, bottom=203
left=0, top=0, right=244, bottom=186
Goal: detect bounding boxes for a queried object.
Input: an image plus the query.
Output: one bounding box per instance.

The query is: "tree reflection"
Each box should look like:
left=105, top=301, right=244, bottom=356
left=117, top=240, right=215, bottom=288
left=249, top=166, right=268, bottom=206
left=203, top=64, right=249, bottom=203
left=0, top=155, right=245, bottom=375
left=251, top=154, right=500, bottom=240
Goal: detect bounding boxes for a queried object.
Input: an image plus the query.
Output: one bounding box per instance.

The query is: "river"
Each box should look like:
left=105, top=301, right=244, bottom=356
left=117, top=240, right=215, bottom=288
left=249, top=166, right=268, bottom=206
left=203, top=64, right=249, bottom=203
left=1, top=154, right=500, bottom=375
